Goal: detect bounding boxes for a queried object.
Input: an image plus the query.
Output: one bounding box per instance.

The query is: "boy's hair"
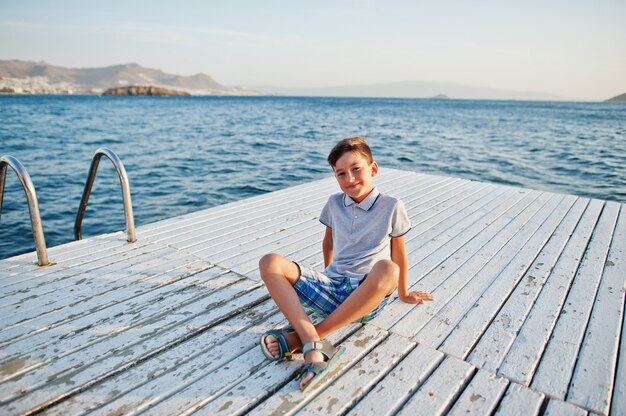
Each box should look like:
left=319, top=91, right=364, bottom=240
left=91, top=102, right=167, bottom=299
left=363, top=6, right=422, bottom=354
left=327, top=137, right=374, bottom=167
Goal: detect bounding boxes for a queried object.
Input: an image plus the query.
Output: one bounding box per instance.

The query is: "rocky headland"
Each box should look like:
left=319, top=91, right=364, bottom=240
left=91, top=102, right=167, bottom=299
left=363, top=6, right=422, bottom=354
left=102, top=86, right=190, bottom=96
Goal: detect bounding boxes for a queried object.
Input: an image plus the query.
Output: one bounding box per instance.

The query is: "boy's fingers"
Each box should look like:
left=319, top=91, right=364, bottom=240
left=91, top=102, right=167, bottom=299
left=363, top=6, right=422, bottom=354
left=413, top=291, right=435, bottom=301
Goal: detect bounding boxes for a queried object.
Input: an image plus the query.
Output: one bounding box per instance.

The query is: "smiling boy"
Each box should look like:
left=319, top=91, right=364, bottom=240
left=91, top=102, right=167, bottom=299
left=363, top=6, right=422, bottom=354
left=258, top=137, right=434, bottom=391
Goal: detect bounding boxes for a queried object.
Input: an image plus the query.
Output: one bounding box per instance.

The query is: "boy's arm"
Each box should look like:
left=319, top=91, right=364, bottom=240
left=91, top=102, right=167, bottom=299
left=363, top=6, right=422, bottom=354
left=322, top=226, right=333, bottom=268
left=391, top=236, right=435, bottom=304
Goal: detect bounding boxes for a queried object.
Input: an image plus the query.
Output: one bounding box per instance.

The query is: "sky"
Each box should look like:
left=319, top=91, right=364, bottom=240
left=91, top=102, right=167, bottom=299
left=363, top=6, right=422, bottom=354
left=0, top=0, right=624, bottom=100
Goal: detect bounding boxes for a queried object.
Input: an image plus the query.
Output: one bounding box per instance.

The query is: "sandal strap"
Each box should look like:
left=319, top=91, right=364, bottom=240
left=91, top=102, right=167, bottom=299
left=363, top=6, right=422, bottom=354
left=302, top=339, right=334, bottom=360
left=296, top=361, right=328, bottom=380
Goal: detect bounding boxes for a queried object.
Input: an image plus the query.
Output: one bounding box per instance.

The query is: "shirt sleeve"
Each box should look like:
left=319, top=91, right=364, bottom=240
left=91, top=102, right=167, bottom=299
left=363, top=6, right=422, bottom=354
left=390, top=199, right=411, bottom=237
left=319, top=197, right=333, bottom=228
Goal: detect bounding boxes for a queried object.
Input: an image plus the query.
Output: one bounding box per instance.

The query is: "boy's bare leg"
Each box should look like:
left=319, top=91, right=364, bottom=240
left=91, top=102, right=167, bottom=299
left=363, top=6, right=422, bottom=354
left=315, top=259, right=399, bottom=339
left=259, top=254, right=322, bottom=357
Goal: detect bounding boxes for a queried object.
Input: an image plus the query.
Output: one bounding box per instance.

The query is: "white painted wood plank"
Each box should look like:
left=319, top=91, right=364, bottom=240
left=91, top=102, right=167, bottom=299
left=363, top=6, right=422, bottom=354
left=567, top=203, right=625, bottom=415
left=151, top=171, right=411, bottom=252
left=531, top=201, right=619, bottom=400
left=0, top=242, right=185, bottom=313
left=493, top=383, right=544, bottom=416
left=0, top=234, right=152, bottom=289
left=467, top=197, right=588, bottom=372
left=439, top=194, right=575, bottom=358
left=2, top=282, right=268, bottom=415
left=0, top=256, right=212, bottom=349
left=296, top=333, right=414, bottom=416
left=0, top=233, right=126, bottom=281
left=145, top=181, right=335, bottom=248
left=611, top=211, right=626, bottom=416
left=395, top=355, right=474, bottom=416
left=157, top=324, right=384, bottom=416
left=47, top=301, right=284, bottom=416
left=0, top=249, right=208, bottom=333
left=345, top=343, right=444, bottom=416
left=544, top=399, right=588, bottom=416
left=498, top=199, right=604, bottom=385
left=0, top=237, right=178, bottom=302
left=447, top=369, right=509, bottom=416
left=0, top=266, right=232, bottom=370
left=390, top=190, right=547, bottom=341
left=137, top=171, right=344, bottom=234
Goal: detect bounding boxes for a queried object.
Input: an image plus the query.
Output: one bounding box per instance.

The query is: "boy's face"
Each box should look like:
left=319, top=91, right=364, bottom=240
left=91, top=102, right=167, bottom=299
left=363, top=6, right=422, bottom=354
left=332, top=151, right=378, bottom=203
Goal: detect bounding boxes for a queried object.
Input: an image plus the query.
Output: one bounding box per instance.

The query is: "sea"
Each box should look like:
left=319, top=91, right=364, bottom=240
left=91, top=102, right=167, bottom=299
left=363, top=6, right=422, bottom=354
left=1, top=95, right=624, bottom=260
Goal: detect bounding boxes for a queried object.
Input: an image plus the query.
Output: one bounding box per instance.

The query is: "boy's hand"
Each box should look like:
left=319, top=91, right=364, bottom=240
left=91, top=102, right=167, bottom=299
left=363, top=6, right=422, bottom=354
left=399, top=290, right=435, bottom=304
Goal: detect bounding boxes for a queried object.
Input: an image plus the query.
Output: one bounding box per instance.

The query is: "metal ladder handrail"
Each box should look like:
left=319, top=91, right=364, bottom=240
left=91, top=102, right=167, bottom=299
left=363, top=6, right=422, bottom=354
left=75, top=147, right=137, bottom=242
left=0, top=155, right=50, bottom=266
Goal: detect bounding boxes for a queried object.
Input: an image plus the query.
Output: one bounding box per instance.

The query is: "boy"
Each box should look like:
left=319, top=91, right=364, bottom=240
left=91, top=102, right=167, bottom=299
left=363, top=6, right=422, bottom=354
left=259, top=137, right=434, bottom=391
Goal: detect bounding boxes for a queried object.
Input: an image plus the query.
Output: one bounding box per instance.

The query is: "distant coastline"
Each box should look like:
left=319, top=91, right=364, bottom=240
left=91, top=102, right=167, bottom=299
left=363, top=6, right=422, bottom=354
left=0, top=59, right=621, bottom=101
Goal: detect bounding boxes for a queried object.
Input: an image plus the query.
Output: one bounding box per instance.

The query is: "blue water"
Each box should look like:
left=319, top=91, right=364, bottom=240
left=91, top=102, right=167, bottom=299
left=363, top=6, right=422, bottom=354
left=1, top=96, right=624, bottom=260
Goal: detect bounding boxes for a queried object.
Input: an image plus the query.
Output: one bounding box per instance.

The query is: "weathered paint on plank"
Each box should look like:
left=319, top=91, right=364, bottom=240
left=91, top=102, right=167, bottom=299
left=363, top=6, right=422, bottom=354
left=544, top=399, right=588, bottom=416
left=493, top=382, right=544, bottom=416
left=345, top=343, right=444, bottom=416
left=296, top=333, right=414, bottom=416
left=466, top=197, right=589, bottom=372
left=0, top=267, right=232, bottom=374
left=447, top=369, right=509, bottom=416
left=0, top=247, right=204, bottom=327
left=395, top=355, right=474, bottom=416
left=42, top=300, right=281, bottom=415
left=158, top=326, right=378, bottom=415
left=498, top=199, right=605, bottom=385
left=2, top=281, right=268, bottom=414
left=531, top=201, right=620, bottom=400
left=243, top=325, right=387, bottom=416
left=567, top=203, right=625, bottom=415
left=438, top=194, right=575, bottom=358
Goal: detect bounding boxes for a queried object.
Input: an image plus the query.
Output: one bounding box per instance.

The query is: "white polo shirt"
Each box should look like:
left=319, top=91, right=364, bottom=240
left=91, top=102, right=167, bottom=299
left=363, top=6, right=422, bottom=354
left=319, top=187, right=411, bottom=284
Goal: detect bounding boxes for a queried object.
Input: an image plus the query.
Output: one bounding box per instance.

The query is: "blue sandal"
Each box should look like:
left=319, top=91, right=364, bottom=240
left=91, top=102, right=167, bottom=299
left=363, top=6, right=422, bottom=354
left=260, top=327, right=297, bottom=361
left=297, top=340, right=346, bottom=392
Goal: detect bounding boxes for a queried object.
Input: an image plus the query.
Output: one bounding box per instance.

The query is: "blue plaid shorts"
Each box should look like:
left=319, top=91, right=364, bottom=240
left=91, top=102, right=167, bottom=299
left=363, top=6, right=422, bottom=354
left=293, top=263, right=391, bottom=323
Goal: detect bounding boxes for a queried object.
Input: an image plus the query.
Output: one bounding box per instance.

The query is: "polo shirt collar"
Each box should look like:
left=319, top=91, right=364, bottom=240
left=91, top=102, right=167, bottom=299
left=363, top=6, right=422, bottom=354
left=343, top=187, right=380, bottom=211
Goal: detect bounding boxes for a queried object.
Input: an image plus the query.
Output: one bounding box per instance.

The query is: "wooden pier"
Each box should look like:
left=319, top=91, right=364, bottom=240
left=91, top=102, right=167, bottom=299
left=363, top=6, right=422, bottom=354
left=1, top=168, right=624, bottom=415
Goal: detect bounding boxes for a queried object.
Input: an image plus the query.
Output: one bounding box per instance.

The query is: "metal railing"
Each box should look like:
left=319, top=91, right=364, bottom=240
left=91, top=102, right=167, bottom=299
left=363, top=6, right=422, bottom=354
left=0, top=155, right=50, bottom=266
left=75, top=147, right=137, bottom=243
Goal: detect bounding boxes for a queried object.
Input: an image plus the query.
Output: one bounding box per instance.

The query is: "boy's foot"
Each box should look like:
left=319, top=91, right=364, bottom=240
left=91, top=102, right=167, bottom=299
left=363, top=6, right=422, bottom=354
left=299, top=348, right=325, bottom=389
left=262, top=330, right=302, bottom=360
left=297, top=340, right=346, bottom=391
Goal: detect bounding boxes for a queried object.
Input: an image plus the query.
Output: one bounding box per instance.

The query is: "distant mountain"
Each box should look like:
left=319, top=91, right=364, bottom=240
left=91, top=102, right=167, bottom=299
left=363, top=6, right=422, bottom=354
left=255, top=80, right=567, bottom=101
left=606, top=93, right=626, bottom=102
left=0, top=60, right=260, bottom=95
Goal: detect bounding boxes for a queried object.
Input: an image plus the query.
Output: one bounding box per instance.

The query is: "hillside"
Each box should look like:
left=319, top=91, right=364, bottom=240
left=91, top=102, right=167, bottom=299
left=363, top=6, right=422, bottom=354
left=606, top=93, right=626, bottom=102
left=0, top=60, right=259, bottom=95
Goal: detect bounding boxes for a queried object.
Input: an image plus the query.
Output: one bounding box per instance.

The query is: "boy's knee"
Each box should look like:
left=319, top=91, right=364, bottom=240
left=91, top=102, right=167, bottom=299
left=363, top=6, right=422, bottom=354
left=259, top=253, right=281, bottom=272
left=370, top=260, right=399, bottom=290
left=374, top=260, right=399, bottom=279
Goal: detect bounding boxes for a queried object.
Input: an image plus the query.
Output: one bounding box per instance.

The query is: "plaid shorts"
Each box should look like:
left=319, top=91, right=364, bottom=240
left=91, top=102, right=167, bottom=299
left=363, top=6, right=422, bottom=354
left=293, top=263, right=391, bottom=323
